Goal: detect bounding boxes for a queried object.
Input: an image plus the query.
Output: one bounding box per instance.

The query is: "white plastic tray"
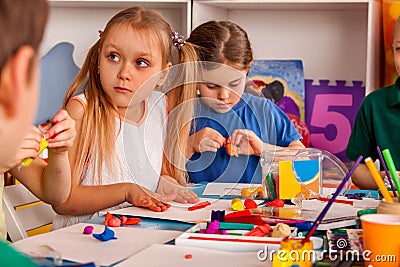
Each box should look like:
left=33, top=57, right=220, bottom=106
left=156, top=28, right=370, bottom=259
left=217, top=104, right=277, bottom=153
left=175, top=223, right=323, bottom=253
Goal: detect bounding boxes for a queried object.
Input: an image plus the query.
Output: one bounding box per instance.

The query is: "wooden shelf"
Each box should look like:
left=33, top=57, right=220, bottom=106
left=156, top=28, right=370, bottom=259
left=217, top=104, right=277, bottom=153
left=192, top=0, right=382, bottom=94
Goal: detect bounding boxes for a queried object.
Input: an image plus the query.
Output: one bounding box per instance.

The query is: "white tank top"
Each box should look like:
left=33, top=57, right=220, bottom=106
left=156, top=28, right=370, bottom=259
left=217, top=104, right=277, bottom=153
left=52, top=92, right=166, bottom=230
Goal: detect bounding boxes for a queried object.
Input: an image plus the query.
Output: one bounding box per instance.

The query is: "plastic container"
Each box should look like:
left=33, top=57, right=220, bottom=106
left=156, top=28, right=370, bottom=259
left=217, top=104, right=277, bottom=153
left=260, top=148, right=351, bottom=200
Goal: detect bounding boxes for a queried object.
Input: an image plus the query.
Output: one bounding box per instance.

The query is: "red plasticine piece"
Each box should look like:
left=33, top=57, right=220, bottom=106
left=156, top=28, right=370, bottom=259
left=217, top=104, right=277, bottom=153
left=245, top=224, right=273, bottom=236
left=224, top=209, right=251, bottom=218
left=265, top=199, right=284, bottom=207
left=124, top=218, right=141, bottom=225
left=188, top=201, right=211, bottom=211
left=244, top=199, right=258, bottom=209
left=224, top=215, right=266, bottom=225
left=185, top=254, right=193, bottom=259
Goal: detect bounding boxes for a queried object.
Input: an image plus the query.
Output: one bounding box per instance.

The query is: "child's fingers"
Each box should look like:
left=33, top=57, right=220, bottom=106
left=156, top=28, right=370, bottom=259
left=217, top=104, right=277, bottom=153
left=45, top=122, right=75, bottom=142
left=20, top=140, right=40, bottom=154
left=157, top=193, right=177, bottom=203
left=203, top=128, right=226, bottom=146
left=178, top=190, right=199, bottom=204
left=28, top=125, right=43, bottom=137
left=50, top=109, right=68, bottom=125
left=198, top=139, right=221, bottom=153
left=230, top=129, right=247, bottom=146
left=46, top=128, right=75, bottom=144
left=19, top=147, right=40, bottom=160
left=45, top=112, right=75, bottom=140
left=173, top=195, right=188, bottom=204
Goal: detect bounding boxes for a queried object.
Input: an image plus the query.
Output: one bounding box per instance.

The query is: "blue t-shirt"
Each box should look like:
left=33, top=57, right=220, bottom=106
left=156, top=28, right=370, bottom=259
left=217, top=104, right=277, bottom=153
left=187, top=93, right=302, bottom=184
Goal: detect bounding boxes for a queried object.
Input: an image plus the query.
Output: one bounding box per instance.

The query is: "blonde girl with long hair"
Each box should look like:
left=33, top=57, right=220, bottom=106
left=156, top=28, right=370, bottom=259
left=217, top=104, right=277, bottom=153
left=52, top=6, right=199, bottom=230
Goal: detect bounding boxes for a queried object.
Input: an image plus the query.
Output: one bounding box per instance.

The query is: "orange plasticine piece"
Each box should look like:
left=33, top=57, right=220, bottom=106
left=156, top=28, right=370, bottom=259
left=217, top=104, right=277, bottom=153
left=225, top=142, right=238, bottom=157
left=107, top=217, right=121, bottom=227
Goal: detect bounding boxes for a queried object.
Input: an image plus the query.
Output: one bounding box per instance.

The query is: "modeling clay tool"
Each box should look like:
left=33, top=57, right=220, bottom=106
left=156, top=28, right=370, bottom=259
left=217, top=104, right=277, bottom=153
left=21, top=137, right=48, bottom=167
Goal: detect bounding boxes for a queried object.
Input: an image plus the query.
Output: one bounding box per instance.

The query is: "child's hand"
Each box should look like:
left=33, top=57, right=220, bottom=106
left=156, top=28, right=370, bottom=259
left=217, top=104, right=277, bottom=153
left=189, top=127, right=226, bottom=154
left=4, top=126, right=43, bottom=170
left=157, top=175, right=199, bottom=204
left=228, top=129, right=263, bottom=156
left=43, top=110, right=76, bottom=154
left=126, top=184, right=176, bottom=212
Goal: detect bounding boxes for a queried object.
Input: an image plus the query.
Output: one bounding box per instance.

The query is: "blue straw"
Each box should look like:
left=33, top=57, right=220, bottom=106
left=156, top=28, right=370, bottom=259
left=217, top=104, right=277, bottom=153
left=303, top=155, right=363, bottom=243
left=377, top=146, right=397, bottom=197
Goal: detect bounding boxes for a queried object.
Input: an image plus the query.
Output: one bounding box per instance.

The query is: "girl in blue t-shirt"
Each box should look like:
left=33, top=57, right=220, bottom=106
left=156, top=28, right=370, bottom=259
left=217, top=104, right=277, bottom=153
left=186, top=21, right=304, bottom=184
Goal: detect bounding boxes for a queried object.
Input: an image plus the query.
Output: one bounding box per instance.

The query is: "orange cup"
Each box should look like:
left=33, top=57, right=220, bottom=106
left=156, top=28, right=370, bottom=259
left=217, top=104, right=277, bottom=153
left=360, top=214, right=400, bottom=267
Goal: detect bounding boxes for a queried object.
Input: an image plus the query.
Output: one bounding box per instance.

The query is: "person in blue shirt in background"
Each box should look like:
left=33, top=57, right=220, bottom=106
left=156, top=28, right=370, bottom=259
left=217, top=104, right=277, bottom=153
left=185, top=21, right=304, bottom=184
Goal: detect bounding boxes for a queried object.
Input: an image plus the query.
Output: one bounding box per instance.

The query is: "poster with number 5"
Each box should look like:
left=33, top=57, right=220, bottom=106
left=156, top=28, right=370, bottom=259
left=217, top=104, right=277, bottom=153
left=305, top=80, right=365, bottom=162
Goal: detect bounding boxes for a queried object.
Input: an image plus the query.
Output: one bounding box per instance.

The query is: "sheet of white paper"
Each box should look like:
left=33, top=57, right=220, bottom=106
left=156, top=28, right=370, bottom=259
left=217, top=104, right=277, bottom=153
left=114, top=244, right=271, bottom=267
left=110, top=198, right=262, bottom=223
left=12, top=223, right=182, bottom=266
left=202, top=183, right=262, bottom=196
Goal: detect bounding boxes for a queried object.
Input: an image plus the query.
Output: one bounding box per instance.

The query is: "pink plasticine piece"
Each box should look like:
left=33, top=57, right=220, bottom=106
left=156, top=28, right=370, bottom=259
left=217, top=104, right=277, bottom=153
left=83, top=225, right=94, bottom=235
left=206, top=221, right=220, bottom=234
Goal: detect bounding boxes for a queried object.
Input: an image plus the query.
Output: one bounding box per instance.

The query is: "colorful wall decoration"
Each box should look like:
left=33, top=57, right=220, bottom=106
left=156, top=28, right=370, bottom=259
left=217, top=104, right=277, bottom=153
left=305, top=80, right=365, bottom=162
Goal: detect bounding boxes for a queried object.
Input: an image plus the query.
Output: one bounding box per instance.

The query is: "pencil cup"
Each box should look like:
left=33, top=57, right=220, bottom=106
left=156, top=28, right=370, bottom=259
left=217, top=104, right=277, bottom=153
left=377, top=197, right=400, bottom=215
left=360, top=214, right=400, bottom=267
left=272, top=237, right=313, bottom=267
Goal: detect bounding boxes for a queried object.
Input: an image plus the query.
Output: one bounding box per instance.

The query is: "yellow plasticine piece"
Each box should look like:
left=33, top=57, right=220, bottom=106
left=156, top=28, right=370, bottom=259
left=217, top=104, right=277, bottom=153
left=231, top=198, right=244, bottom=211
left=21, top=137, right=48, bottom=167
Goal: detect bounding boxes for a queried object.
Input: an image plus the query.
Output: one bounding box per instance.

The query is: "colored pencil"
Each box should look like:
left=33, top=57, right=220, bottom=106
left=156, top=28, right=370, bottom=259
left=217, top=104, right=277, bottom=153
left=377, top=146, right=397, bottom=197
left=382, top=149, right=400, bottom=197
left=365, top=157, right=393, bottom=203
left=302, top=155, right=363, bottom=244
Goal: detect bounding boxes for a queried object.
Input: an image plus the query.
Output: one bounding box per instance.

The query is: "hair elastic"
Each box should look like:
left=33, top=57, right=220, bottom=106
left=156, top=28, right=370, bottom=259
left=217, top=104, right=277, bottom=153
left=98, top=29, right=103, bottom=38
left=172, top=31, right=186, bottom=49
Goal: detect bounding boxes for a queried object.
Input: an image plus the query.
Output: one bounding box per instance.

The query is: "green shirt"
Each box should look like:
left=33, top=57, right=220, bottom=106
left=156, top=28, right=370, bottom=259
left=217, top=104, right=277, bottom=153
left=346, top=77, right=400, bottom=168
left=0, top=240, right=37, bottom=266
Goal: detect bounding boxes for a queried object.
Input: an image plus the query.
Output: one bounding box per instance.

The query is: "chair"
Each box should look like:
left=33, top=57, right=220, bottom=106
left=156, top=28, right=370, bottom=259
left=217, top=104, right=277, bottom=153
left=2, top=183, right=56, bottom=242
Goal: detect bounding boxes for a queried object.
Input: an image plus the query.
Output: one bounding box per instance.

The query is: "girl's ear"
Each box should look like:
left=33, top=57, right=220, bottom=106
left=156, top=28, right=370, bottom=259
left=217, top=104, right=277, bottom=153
left=0, top=46, right=35, bottom=118
left=157, top=62, right=173, bottom=87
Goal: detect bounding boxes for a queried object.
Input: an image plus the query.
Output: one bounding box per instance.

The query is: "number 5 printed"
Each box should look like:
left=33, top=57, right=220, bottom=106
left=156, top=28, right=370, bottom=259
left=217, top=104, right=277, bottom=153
left=305, top=80, right=365, bottom=162
left=309, top=94, right=352, bottom=154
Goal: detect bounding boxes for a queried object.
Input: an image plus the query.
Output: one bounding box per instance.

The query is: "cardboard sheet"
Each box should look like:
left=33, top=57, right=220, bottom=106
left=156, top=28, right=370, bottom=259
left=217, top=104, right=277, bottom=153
left=13, top=223, right=182, bottom=266
left=110, top=198, right=262, bottom=223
